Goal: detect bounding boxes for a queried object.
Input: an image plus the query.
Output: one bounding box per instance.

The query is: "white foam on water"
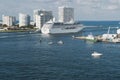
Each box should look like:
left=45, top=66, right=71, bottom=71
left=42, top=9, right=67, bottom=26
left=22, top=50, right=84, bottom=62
left=0, top=36, right=9, bottom=38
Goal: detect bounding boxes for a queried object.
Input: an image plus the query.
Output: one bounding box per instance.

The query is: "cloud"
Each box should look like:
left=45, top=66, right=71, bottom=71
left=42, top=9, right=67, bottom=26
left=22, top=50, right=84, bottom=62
left=102, top=5, right=119, bottom=10
left=34, top=0, right=58, bottom=3
left=109, top=0, right=119, bottom=3
left=100, top=0, right=120, bottom=10
left=0, top=0, right=120, bottom=20
left=34, top=0, right=71, bottom=4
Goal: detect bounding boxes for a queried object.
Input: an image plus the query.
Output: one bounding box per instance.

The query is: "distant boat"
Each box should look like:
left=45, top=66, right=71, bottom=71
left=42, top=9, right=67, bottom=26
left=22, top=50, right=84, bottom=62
left=86, top=33, right=98, bottom=42
left=72, top=35, right=75, bottom=38
left=102, top=27, right=120, bottom=42
left=57, top=40, right=64, bottom=44
left=91, top=51, right=102, bottom=57
left=48, top=42, right=53, bottom=45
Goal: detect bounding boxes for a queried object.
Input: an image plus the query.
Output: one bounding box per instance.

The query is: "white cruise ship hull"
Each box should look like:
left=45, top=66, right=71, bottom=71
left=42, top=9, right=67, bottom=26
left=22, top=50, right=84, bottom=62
left=41, top=22, right=84, bottom=34
left=49, top=27, right=83, bottom=34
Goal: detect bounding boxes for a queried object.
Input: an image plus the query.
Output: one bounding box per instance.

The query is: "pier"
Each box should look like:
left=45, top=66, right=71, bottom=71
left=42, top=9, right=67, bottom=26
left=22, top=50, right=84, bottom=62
left=74, top=35, right=120, bottom=43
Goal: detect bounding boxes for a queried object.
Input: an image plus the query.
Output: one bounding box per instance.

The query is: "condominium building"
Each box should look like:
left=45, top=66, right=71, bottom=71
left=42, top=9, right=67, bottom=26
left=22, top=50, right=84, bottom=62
left=19, top=13, right=30, bottom=27
left=34, top=10, right=53, bottom=29
left=2, top=15, right=16, bottom=27
left=33, top=9, right=41, bottom=23
left=35, top=15, right=41, bottom=29
left=58, top=6, right=74, bottom=23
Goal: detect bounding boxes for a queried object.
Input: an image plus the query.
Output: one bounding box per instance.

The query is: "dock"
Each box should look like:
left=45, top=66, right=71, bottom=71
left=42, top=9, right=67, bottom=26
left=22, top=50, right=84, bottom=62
left=74, top=35, right=120, bottom=43
left=74, top=36, right=101, bottom=42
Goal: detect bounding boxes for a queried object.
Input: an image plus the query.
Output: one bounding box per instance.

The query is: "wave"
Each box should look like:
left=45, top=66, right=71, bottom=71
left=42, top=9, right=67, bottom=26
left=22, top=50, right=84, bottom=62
left=0, top=36, right=9, bottom=39
left=16, top=35, right=26, bottom=37
left=0, top=35, right=26, bottom=39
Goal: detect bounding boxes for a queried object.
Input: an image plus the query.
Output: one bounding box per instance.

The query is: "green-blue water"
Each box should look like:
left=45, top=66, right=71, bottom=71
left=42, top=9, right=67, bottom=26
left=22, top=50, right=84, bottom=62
left=0, top=21, right=120, bottom=80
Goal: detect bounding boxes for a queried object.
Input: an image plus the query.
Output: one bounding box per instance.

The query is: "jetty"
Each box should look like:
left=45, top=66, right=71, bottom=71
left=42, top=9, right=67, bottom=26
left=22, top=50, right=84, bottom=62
left=74, top=33, right=100, bottom=42
left=74, top=27, right=120, bottom=43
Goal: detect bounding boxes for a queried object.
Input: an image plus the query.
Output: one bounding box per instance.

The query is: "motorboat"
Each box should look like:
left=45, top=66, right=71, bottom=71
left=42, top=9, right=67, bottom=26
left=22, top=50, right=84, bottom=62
left=48, top=41, right=53, bottom=45
left=86, top=33, right=98, bottom=42
left=57, top=40, right=64, bottom=44
left=91, top=51, right=102, bottom=57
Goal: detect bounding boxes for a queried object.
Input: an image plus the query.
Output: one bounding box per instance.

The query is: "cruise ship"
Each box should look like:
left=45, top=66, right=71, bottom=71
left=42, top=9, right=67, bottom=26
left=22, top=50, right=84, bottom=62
left=41, top=6, right=84, bottom=34
left=41, top=21, right=84, bottom=34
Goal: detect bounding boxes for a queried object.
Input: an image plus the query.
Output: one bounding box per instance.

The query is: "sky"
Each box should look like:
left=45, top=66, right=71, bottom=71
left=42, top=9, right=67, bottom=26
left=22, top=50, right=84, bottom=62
left=0, top=0, right=120, bottom=21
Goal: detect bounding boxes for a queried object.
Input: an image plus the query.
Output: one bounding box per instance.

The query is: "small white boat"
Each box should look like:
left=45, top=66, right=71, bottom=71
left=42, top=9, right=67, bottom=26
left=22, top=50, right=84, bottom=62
left=48, top=42, right=53, bottom=45
left=72, top=35, right=75, bottom=38
left=86, top=33, right=97, bottom=42
left=86, top=33, right=94, bottom=40
left=91, top=51, right=102, bottom=57
left=57, top=40, right=64, bottom=44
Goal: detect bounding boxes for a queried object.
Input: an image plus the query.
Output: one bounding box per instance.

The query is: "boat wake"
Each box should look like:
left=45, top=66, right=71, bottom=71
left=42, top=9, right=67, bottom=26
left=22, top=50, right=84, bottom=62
left=16, top=35, right=26, bottom=37
left=0, top=36, right=9, bottom=39
left=0, top=35, right=26, bottom=39
left=91, top=51, right=103, bottom=58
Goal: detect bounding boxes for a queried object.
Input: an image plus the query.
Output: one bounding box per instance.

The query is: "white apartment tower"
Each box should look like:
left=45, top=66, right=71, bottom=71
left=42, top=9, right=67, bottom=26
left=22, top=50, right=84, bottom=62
left=33, top=9, right=41, bottom=23
left=19, top=13, right=30, bottom=27
left=2, top=15, right=16, bottom=27
left=58, top=6, right=74, bottom=23
left=35, top=15, right=41, bottom=29
left=34, top=10, right=53, bottom=29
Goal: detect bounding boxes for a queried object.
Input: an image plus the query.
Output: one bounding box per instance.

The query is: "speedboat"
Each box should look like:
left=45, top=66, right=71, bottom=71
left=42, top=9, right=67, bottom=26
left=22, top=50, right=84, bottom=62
left=57, top=40, right=64, bottom=44
left=86, top=33, right=97, bottom=42
left=91, top=51, right=102, bottom=57
left=48, top=42, right=53, bottom=45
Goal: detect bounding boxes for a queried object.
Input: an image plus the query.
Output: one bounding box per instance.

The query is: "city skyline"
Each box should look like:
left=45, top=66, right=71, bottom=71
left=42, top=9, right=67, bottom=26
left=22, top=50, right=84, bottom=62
left=0, top=0, right=120, bottom=21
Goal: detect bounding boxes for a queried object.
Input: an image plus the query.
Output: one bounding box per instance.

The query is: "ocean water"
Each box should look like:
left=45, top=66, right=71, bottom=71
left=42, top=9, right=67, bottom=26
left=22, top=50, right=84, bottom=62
left=0, top=21, right=120, bottom=80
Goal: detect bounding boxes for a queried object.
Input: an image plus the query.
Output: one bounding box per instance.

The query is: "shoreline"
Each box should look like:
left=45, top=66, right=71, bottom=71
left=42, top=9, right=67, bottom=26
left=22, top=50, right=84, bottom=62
left=0, top=29, right=37, bottom=33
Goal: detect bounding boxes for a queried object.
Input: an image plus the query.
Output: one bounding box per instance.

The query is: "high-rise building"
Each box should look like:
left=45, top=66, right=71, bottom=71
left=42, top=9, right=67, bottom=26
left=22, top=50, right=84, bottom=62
left=35, top=15, right=41, bottom=29
left=33, top=9, right=41, bottom=23
left=19, top=13, right=30, bottom=27
left=2, top=15, right=16, bottom=27
left=34, top=10, right=53, bottom=29
left=58, top=6, right=74, bottom=23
